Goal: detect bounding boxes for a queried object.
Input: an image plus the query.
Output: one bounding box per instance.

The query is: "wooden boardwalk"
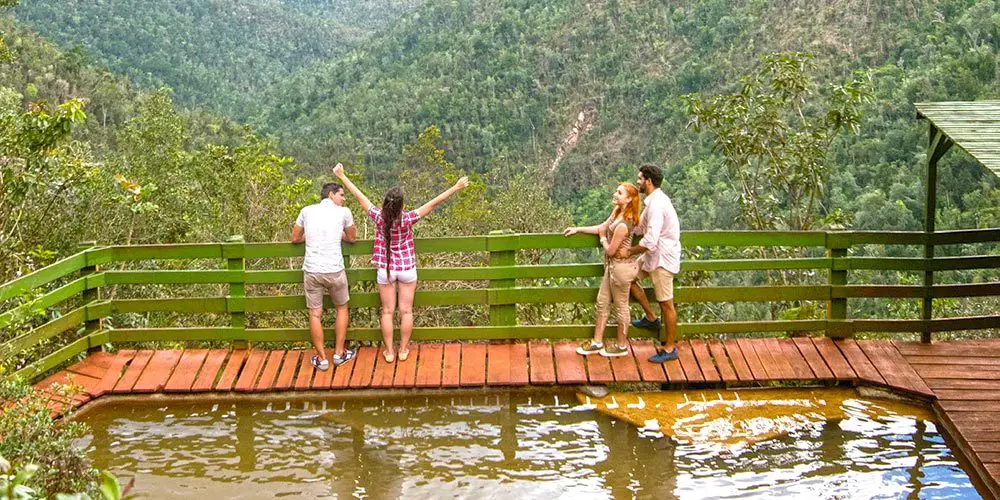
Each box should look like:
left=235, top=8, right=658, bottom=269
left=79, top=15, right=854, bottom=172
left=33, top=338, right=999, bottom=497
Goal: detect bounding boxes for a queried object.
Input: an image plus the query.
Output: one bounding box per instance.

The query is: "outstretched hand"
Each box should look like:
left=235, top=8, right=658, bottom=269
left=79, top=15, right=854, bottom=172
left=563, top=227, right=578, bottom=237
left=454, top=176, right=470, bottom=190
left=332, top=163, right=345, bottom=177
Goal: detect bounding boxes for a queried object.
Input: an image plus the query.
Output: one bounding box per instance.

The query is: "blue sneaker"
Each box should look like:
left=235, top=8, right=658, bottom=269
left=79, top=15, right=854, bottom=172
left=332, top=349, right=356, bottom=367
left=632, top=317, right=662, bottom=331
left=648, top=347, right=679, bottom=363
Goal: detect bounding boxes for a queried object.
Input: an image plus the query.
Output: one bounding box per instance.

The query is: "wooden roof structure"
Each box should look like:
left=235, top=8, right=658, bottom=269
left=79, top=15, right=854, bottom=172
left=916, top=101, right=1000, bottom=178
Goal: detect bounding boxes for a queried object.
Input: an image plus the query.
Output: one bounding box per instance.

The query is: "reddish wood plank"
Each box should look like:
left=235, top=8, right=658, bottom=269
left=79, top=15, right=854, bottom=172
left=608, top=344, right=641, bottom=383
left=939, top=400, right=1000, bottom=412
left=928, top=379, right=1000, bottom=390
left=487, top=343, right=514, bottom=385
left=586, top=353, right=615, bottom=384
left=509, top=343, right=529, bottom=385
left=414, top=344, right=444, bottom=388
left=791, top=337, right=834, bottom=380
left=113, top=350, right=154, bottom=393
left=630, top=340, right=667, bottom=383
left=191, top=349, right=229, bottom=392
left=273, top=350, right=302, bottom=390
left=132, top=350, right=183, bottom=393
left=215, top=350, right=247, bottom=391
left=913, top=365, right=1000, bottom=380
left=66, top=352, right=115, bottom=380
left=675, top=341, right=703, bottom=382
left=812, top=337, right=856, bottom=380
left=441, top=344, right=462, bottom=388
left=736, top=339, right=768, bottom=380
left=779, top=339, right=814, bottom=379
left=330, top=352, right=355, bottom=389
left=392, top=347, right=418, bottom=388
left=935, top=390, right=1000, bottom=401
left=970, top=442, right=1000, bottom=453
left=164, top=349, right=209, bottom=393
left=313, top=355, right=337, bottom=389
left=759, top=338, right=796, bottom=380
left=835, top=339, right=884, bottom=384
left=348, top=347, right=378, bottom=388
left=708, top=341, right=738, bottom=383
left=903, top=355, right=1000, bottom=366
left=36, top=370, right=100, bottom=402
left=293, top=352, right=315, bottom=390
left=94, top=350, right=136, bottom=397
left=460, top=343, right=487, bottom=386
left=979, top=453, right=1000, bottom=463
left=894, top=341, right=1000, bottom=357
left=553, top=342, right=587, bottom=384
left=721, top=340, right=753, bottom=382
left=690, top=340, right=721, bottom=382
left=860, top=340, right=934, bottom=396
left=370, top=347, right=398, bottom=388
left=234, top=350, right=268, bottom=392
left=254, top=350, right=286, bottom=391
left=528, top=341, right=556, bottom=385
left=948, top=412, right=1000, bottom=423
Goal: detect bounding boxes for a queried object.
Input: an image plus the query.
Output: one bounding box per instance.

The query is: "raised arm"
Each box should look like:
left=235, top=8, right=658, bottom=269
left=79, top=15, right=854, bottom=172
left=415, top=176, right=469, bottom=218
left=333, top=163, right=373, bottom=211
left=563, top=213, right=613, bottom=237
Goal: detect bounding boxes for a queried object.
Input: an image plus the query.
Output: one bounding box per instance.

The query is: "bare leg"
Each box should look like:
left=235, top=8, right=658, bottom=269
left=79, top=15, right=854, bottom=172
left=397, top=280, right=418, bottom=355
left=333, top=303, right=349, bottom=357
left=308, top=307, right=327, bottom=361
left=660, top=300, right=677, bottom=351
left=378, top=283, right=397, bottom=355
left=630, top=281, right=658, bottom=321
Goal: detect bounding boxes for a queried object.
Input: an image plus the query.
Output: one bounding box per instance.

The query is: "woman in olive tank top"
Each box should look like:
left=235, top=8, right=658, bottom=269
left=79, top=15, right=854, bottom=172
left=563, top=183, right=642, bottom=357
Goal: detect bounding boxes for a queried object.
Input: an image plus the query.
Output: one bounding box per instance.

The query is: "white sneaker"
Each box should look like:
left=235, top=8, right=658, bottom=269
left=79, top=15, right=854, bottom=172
left=311, top=355, right=330, bottom=371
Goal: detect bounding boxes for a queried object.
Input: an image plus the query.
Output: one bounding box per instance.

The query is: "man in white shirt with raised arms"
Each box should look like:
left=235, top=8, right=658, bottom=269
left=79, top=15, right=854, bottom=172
left=292, top=181, right=357, bottom=371
left=628, top=164, right=682, bottom=363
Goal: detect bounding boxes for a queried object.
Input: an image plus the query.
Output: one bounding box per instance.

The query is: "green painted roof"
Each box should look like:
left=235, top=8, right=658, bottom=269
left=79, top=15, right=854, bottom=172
left=916, top=101, right=1000, bottom=178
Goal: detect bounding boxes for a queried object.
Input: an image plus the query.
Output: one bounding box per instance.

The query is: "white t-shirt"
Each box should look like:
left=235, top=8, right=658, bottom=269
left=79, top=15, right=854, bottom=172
left=295, top=199, right=355, bottom=273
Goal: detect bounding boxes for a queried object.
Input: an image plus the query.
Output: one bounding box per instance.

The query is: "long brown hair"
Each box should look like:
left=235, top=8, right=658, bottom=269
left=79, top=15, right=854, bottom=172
left=611, top=182, right=641, bottom=226
left=381, top=187, right=404, bottom=279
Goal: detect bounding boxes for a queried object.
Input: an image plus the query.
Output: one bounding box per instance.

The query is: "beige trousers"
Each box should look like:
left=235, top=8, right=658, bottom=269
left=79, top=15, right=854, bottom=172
left=595, top=259, right=639, bottom=326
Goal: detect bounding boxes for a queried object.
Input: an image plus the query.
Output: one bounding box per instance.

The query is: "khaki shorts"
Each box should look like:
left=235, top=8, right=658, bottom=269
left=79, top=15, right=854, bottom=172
left=304, top=271, right=349, bottom=309
left=636, top=267, right=674, bottom=302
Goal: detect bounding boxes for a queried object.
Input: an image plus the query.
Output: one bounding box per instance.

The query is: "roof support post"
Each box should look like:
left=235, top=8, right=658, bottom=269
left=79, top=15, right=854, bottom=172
left=922, top=125, right=952, bottom=343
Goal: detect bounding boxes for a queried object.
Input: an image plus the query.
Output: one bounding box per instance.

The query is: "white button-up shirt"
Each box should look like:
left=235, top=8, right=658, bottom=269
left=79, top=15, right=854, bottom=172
left=634, top=188, right=681, bottom=274
left=295, top=199, right=355, bottom=273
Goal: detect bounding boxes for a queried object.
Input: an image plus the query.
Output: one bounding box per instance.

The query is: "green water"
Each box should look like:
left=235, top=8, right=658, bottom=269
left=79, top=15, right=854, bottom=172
left=77, top=390, right=981, bottom=499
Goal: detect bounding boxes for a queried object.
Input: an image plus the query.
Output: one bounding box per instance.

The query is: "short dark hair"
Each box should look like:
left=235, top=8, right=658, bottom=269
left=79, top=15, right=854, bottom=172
left=321, top=182, right=343, bottom=199
left=638, top=163, right=663, bottom=188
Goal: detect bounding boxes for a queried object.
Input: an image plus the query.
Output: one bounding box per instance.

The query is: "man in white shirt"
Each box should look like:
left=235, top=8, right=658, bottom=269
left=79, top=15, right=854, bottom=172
left=292, top=182, right=357, bottom=371
left=628, top=164, right=682, bottom=363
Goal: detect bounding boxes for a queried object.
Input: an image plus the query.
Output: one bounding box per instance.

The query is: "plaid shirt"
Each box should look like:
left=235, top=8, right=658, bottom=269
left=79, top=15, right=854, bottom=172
left=368, top=206, right=421, bottom=271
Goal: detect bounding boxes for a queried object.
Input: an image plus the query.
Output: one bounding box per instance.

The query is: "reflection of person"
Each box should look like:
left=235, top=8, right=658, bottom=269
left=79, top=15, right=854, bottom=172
left=334, top=163, right=469, bottom=363
left=291, top=182, right=357, bottom=371
left=628, top=164, right=682, bottom=363
left=563, top=183, right=642, bottom=357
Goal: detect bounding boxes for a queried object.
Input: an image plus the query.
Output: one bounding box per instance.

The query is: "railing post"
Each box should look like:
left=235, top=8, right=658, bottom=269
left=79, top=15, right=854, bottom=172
left=487, top=230, right=517, bottom=330
left=826, top=233, right=849, bottom=339
left=224, top=235, right=248, bottom=349
left=78, top=241, right=104, bottom=353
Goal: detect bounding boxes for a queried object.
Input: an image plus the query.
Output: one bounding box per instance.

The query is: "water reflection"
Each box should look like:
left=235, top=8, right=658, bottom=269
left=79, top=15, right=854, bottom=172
left=77, top=390, right=981, bottom=499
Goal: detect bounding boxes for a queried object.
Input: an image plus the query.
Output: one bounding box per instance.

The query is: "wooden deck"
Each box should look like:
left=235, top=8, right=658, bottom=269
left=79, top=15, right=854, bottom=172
left=32, top=338, right=1000, bottom=497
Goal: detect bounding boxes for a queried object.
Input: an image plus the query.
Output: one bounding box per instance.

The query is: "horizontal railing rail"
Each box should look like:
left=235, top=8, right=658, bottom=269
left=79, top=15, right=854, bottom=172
left=2, top=230, right=998, bottom=382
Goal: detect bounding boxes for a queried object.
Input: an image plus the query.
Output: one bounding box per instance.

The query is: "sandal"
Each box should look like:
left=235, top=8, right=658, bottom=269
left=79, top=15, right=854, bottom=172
left=383, top=348, right=395, bottom=363
left=398, top=347, right=410, bottom=361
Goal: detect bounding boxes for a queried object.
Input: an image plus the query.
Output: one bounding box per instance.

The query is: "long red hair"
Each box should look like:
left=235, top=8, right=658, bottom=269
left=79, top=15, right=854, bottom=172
left=612, top=182, right=641, bottom=226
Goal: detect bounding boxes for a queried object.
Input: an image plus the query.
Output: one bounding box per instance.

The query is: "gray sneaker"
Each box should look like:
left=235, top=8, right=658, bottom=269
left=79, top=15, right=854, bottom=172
left=600, top=343, right=629, bottom=357
left=576, top=341, right=603, bottom=356
left=332, top=349, right=356, bottom=366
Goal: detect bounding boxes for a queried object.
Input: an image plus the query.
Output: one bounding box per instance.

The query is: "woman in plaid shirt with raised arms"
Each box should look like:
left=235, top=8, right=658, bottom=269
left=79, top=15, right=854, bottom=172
left=334, top=164, right=469, bottom=363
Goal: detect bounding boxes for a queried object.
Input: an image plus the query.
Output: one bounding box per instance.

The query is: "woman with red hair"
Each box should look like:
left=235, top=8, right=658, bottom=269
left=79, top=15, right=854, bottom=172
left=564, top=182, right=642, bottom=357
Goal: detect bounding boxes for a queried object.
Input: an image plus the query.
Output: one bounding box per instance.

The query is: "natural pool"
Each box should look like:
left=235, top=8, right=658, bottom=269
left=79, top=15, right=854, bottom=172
left=76, top=388, right=982, bottom=499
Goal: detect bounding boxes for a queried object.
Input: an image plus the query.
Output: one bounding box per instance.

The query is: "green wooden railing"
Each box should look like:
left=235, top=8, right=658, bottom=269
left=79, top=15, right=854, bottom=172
left=2, top=230, right=999, bottom=382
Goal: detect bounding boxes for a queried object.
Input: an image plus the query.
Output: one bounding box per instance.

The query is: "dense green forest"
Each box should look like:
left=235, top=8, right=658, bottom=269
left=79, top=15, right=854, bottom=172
left=13, top=0, right=420, bottom=120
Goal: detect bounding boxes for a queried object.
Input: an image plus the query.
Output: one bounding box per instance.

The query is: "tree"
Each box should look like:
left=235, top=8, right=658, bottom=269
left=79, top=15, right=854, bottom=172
left=684, top=52, right=872, bottom=231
